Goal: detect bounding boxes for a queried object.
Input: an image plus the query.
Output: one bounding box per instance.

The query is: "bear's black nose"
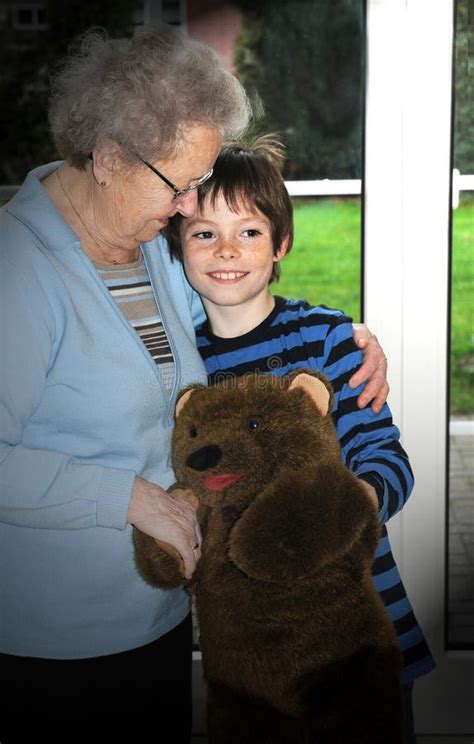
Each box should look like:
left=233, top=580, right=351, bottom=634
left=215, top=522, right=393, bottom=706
left=186, top=445, right=222, bottom=471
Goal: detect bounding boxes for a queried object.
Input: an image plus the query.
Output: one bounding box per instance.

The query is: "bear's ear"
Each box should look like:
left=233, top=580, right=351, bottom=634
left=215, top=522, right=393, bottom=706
left=174, top=384, right=205, bottom=419
left=288, top=373, right=331, bottom=416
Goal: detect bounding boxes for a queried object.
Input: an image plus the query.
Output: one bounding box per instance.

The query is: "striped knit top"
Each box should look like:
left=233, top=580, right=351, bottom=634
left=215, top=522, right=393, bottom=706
left=95, top=254, right=175, bottom=394
left=195, top=296, right=435, bottom=684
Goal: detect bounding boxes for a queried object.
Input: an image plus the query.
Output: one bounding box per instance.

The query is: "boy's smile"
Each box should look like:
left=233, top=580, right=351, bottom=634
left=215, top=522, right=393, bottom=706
left=206, top=270, right=248, bottom=282
left=180, top=193, right=288, bottom=338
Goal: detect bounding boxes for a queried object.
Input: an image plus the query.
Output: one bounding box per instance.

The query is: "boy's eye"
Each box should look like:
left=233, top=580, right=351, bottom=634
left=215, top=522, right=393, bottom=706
left=193, top=231, right=214, bottom=240
left=242, top=229, right=262, bottom=238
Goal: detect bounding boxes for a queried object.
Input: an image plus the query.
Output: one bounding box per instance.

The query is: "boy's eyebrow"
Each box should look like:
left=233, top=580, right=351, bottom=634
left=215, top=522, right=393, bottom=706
left=181, top=217, right=216, bottom=230
left=183, top=213, right=268, bottom=229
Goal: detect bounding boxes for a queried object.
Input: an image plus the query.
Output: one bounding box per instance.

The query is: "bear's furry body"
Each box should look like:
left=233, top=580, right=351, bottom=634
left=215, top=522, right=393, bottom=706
left=134, top=371, right=404, bottom=743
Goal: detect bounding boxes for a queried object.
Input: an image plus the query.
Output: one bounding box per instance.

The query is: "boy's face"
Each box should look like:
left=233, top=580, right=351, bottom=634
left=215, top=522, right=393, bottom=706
left=180, top=192, right=288, bottom=312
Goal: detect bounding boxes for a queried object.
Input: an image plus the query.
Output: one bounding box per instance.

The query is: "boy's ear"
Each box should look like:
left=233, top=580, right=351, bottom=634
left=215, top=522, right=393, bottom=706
left=274, top=233, right=291, bottom=262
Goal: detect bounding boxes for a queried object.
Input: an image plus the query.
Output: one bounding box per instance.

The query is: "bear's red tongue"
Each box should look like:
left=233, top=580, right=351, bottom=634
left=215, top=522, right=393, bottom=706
left=203, top=473, right=244, bottom=492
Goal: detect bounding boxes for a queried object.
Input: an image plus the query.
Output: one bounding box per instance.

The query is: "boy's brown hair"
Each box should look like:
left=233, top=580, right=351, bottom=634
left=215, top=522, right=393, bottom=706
left=165, top=134, right=294, bottom=282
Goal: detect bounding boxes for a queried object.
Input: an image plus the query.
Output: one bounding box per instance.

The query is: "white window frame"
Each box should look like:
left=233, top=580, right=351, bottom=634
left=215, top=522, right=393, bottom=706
left=365, top=0, right=473, bottom=734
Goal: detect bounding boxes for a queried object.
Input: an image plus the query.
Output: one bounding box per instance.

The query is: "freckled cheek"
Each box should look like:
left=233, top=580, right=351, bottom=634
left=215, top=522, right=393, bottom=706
left=182, top=256, right=205, bottom=287
left=252, top=247, right=275, bottom=270
left=187, top=245, right=210, bottom=268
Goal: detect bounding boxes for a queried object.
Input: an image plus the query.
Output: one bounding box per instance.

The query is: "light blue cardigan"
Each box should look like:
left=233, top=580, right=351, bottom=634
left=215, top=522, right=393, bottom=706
left=0, top=163, right=207, bottom=658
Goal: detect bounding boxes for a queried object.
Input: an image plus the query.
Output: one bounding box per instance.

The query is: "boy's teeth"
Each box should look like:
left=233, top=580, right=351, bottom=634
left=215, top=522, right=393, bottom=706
left=212, top=271, right=245, bottom=279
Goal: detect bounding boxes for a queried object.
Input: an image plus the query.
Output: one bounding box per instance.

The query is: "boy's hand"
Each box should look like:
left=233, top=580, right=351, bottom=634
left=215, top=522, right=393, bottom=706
left=350, top=324, right=389, bottom=414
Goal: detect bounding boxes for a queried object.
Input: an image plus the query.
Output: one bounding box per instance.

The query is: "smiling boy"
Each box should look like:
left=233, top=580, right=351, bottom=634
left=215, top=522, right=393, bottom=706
left=166, top=135, right=435, bottom=741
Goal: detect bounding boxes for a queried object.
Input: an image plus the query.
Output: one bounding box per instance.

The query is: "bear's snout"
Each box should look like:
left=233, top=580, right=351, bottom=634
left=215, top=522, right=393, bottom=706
left=186, top=444, right=222, bottom=471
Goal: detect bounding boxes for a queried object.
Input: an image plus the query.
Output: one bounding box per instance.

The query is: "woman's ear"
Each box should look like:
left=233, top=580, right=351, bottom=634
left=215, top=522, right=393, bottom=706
left=91, top=140, right=125, bottom=187
left=273, top=233, right=291, bottom=262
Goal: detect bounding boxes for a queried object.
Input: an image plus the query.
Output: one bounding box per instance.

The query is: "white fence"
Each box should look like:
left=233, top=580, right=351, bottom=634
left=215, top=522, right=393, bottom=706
left=284, top=178, right=361, bottom=196
left=284, top=171, right=474, bottom=209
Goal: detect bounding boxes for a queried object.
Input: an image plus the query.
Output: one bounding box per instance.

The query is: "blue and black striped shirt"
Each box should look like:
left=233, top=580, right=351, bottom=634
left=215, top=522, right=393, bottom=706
left=196, top=296, right=435, bottom=684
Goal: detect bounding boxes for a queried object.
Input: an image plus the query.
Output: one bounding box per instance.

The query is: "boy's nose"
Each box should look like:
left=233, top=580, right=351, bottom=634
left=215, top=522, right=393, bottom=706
left=214, top=240, right=240, bottom=259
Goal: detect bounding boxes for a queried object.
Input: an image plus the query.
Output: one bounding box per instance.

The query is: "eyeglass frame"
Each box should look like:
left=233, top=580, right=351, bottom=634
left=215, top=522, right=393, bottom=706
left=134, top=154, right=213, bottom=202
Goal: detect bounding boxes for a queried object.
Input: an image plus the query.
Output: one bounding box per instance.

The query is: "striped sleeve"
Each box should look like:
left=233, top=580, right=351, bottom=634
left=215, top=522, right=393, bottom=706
left=319, top=315, right=414, bottom=524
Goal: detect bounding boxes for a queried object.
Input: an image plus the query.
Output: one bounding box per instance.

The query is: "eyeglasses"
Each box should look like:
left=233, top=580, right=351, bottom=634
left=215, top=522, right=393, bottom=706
left=135, top=154, right=213, bottom=202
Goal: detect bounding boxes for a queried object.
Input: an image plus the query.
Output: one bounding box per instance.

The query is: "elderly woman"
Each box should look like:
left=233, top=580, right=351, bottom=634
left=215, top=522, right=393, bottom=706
left=0, top=25, right=387, bottom=740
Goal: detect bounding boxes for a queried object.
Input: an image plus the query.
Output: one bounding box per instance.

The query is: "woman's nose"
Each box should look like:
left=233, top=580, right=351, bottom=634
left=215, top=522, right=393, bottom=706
left=175, top=189, right=198, bottom=217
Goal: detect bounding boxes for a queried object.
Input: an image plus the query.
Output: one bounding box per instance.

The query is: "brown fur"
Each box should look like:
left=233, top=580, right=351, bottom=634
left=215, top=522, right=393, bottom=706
left=133, top=370, right=404, bottom=743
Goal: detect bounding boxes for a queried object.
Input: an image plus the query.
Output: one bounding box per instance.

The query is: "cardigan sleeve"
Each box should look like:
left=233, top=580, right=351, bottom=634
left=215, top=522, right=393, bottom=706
left=0, top=254, right=135, bottom=531
left=319, top=313, right=414, bottom=525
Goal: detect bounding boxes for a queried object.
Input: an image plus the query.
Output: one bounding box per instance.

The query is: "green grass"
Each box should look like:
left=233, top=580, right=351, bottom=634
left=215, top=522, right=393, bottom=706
left=451, top=194, right=474, bottom=414
left=274, top=196, right=473, bottom=415
left=276, top=198, right=361, bottom=321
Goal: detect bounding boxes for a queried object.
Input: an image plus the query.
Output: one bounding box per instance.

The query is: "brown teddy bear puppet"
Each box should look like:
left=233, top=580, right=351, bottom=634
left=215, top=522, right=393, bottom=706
left=133, top=370, right=404, bottom=744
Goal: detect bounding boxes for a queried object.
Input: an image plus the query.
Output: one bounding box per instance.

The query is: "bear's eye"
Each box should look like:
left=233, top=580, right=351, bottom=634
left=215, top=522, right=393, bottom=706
left=189, top=425, right=198, bottom=438
left=248, top=417, right=262, bottom=431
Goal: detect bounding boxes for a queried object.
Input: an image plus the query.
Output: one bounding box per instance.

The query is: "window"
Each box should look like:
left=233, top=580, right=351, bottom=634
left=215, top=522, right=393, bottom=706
left=187, top=0, right=365, bottom=321
left=139, top=0, right=184, bottom=27
left=162, top=0, right=183, bottom=26
left=187, top=1, right=366, bottom=652
left=12, top=4, right=48, bottom=31
left=447, top=0, right=474, bottom=649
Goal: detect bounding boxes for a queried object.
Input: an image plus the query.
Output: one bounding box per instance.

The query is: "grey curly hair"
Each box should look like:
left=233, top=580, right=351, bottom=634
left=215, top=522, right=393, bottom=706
left=48, top=25, right=252, bottom=169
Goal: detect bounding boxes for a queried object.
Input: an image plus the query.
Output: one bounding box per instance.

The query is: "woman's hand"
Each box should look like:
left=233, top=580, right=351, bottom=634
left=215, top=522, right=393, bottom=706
left=128, top=477, right=201, bottom=580
left=350, top=324, right=389, bottom=414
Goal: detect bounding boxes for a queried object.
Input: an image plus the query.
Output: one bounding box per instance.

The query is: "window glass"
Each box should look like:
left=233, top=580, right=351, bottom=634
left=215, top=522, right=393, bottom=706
left=187, top=0, right=365, bottom=647
left=188, top=0, right=364, bottom=324
left=17, top=9, right=34, bottom=26
left=447, top=0, right=474, bottom=648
